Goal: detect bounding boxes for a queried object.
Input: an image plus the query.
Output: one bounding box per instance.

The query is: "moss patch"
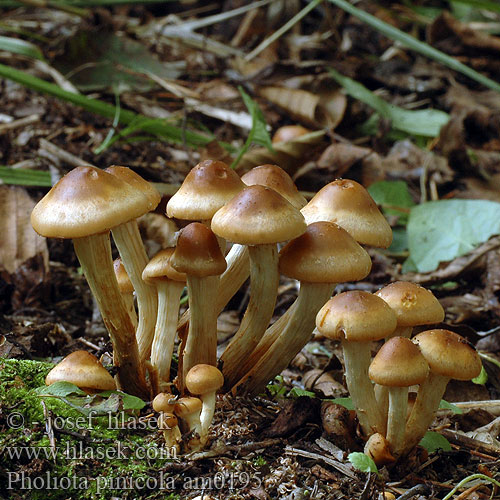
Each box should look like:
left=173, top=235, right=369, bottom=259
left=0, top=358, right=180, bottom=500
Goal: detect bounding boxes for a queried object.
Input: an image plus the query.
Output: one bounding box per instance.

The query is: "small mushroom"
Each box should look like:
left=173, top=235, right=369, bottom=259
left=174, top=396, right=203, bottom=451
left=364, top=433, right=395, bottom=467
left=45, top=351, right=116, bottom=393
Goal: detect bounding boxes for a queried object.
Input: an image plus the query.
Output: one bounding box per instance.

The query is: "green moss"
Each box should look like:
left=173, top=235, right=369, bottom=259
left=1, top=358, right=181, bottom=500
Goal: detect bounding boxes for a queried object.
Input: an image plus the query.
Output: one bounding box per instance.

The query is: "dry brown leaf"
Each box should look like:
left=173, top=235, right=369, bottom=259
left=0, top=186, right=48, bottom=274
left=302, top=369, right=346, bottom=398
left=236, top=129, right=326, bottom=174
left=258, top=86, right=346, bottom=128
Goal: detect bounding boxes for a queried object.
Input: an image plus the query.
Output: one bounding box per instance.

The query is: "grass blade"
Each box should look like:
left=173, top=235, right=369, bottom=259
left=0, top=167, right=52, bottom=186
left=0, top=35, right=45, bottom=61
left=327, top=0, right=500, bottom=93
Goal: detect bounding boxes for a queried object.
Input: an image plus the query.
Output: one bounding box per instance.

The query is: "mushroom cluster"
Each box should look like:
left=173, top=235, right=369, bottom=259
left=32, top=161, right=480, bottom=458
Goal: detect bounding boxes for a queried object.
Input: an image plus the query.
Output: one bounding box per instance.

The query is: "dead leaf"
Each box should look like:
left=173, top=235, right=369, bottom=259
left=302, top=369, right=346, bottom=398
left=0, top=186, right=48, bottom=274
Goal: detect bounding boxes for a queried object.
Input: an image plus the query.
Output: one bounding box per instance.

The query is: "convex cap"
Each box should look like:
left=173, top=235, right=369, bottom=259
left=241, top=164, right=307, bottom=209
left=412, top=329, right=481, bottom=380
left=166, top=160, right=244, bottom=220
left=316, top=291, right=397, bottom=341
left=174, top=396, right=203, bottom=418
left=169, top=223, right=226, bottom=277
left=186, top=364, right=224, bottom=395
left=375, top=281, right=444, bottom=327
left=142, top=248, right=187, bottom=283
left=211, top=185, right=306, bottom=245
left=31, top=166, right=152, bottom=239
left=369, top=337, right=429, bottom=387
left=279, top=222, right=372, bottom=283
left=45, top=350, right=116, bottom=391
left=300, top=179, right=392, bottom=248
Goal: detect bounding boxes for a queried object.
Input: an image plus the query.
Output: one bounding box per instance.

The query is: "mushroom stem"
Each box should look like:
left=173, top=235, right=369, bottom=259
left=73, top=233, right=148, bottom=398
left=177, top=244, right=250, bottom=333
left=151, top=280, right=185, bottom=393
left=121, top=292, right=138, bottom=329
left=387, top=386, right=408, bottom=456
left=199, top=391, right=217, bottom=442
left=182, top=275, right=220, bottom=380
left=235, top=282, right=334, bottom=397
left=221, top=244, right=279, bottom=388
left=342, top=341, right=386, bottom=436
left=112, top=221, right=158, bottom=360
left=402, top=372, right=449, bottom=455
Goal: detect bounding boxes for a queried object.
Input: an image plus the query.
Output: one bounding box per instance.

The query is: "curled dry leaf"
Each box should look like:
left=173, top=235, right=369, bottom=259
left=0, top=186, right=48, bottom=274
left=302, top=369, right=346, bottom=398
left=236, top=129, right=326, bottom=175
left=258, top=86, right=346, bottom=129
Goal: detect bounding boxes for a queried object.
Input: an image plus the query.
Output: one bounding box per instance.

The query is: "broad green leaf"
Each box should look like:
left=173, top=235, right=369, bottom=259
left=287, top=387, right=316, bottom=398
left=368, top=180, right=415, bottom=221
left=406, top=199, right=500, bottom=272
left=388, top=227, right=409, bottom=253
left=472, top=365, right=488, bottom=385
left=439, top=400, right=462, bottom=415
left=419, top=431, right=452, bottom=453
left=0, top=166, right=52, bottom=187
left=348, top=452, right=378, bottom=473
left=326, top=397, right=354, bottom=410
left=328, top=68, right=449, bottom=137
left=0, top=35, right=44, bottom=61
left=98, top=390, right=146, bottom=410
left=35, top=381, right=86, bottom=397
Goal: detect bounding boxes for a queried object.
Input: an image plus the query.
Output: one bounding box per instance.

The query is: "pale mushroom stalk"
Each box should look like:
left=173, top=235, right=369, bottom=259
left=73, top=233, right=148, bottom=398
left=342, top=341, right=386, bottom=436
left=235, top=282, right=335, bottom=397
left=183, top=275, right=220, bottom=378
left=386, top=386, right=409, bottom=455
left=198, top=391, right=217, bottom=442
left=402, top=372, right=449, bottom=455
left=177, top=244, right=250, bottom=332
left=220, top=244, right=279, bottom=388
left=112, top=221, right=158, bottom=360
left=151, top=280, right=185, bottom=392
left=158, top=413, right=181, bottom=452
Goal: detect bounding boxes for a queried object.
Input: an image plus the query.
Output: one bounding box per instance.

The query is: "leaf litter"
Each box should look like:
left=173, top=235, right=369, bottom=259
left=1, top=1, right=500, bottom=499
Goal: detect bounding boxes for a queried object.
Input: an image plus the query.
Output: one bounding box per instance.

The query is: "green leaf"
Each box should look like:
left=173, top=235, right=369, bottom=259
left=35, top=381, right=86, bottom=397
left=407, top=199, right=500, bottom=272
left=98, top=390, right=146, bottom=410
left=388, top=227, right=409, bottom=253
left=326, top=397, right=354, bottom=410
left=287, top=387, right=316, bottom=398
left=450, top=0, right=500, bottom=14
left=0, top=166, right=52, bottom=186
left=472, top=365, right=488, bottom=385
left=439, top=400, right=463, bottom=415
left=419, top=431, right=452, bottom=453
left=231, top=87, right=273, bottom=168
left=368, top=180, right=415, bottom=221
left=348, top=452, right=378, bottom=473
left=328, top=69, right=449, bottom=137
left=0, top=35, right=45, bottom=61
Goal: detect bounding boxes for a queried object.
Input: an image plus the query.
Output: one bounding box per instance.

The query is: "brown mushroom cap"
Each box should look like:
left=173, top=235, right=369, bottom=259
left=166, top=159, right=245, bottom=220
left=211, top=185, right=306, bottom=245
left=300, top=179, right=392, bottom=248
left=114, top=258, right=134, bottom=294
left=185, top=364, right=224, bottom=395
left=412, top=329, right=482, bottom=380
left=272, top=125, right=311, bottom=143
left=169, top=222, right=227, bottom=277
left=152, top=392, right=176, bottom=413
left=142, top=248, right=187, bottom=284
left=45, top=350, right=116, bottom=391
left=173, top=396, right=203, bottom=418
left=369, top=337, right=429, bottom=387
left=241, top=164, right=307, bottom=209
left=279, top=221, right=372, bottom=283
left=105, top=165, right=161, bottom=210
left=375, top=281, right=444, bottom=327
left=316, top=291, right=397, bottom=342
left=31, top=166, right=152, bottom=239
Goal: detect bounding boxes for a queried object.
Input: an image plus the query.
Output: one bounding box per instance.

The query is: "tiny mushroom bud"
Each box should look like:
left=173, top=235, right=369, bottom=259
left=315, top=291, right=397, bottom=436
left=402, top=329, right=482, bottom=456
left=369, top=337, right=429, bottom=456
left=174, top=396, right=203, bottom=450
left=158, top=412, right=181, bottom=451
left=185, top=364, right=224, bottom=445
left=272, top=125, right=311, bottom=144
left=152, top=392, right=176, bottom=414
left=364, top=433, right=395, bottom=467
left=45, top=351, right=116, bottom=393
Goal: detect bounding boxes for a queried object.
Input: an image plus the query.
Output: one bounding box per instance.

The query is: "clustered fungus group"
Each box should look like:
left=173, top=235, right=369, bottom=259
left=33, top=160, right=482, bottom=461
